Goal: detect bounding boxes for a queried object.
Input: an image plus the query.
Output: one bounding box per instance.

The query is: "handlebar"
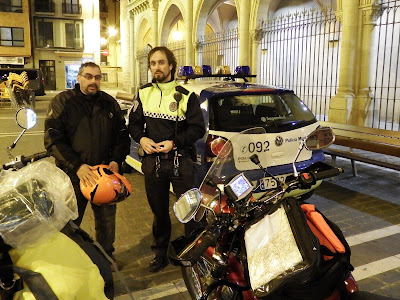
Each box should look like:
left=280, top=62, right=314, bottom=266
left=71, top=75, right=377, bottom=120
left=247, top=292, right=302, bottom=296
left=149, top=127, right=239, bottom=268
left=2, top=151, right=49, bottom=170
left=190, top=232, right=218, bottom=261
left=297, top=167, right=344, bottom=189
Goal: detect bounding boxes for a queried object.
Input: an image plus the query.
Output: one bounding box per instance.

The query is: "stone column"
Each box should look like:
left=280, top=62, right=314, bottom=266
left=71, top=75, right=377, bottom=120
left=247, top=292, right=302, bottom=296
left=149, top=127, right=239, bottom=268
left=185, top=0, right=194, bottom=65
left=349, top=2, right=381, bottom=126
left=328, top=0, right=359, bottom=123
left=251, top=29, right=263, bottom=82
left=151, top=0, right=159, bottom=47
left=129, top=11, right=137, bottom=94
left=239, top=0, right=250, bottom=66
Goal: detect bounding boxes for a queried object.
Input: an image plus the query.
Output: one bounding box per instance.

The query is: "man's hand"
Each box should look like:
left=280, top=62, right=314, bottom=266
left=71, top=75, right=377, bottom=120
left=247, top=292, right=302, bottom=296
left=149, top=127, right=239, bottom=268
left=140, top=137, right=158, bottom=154
left=109, top=161, right=119, bottom=173
left=77, top=164, right=99, bottom=187
left=156, top=140, right=174, bottom=153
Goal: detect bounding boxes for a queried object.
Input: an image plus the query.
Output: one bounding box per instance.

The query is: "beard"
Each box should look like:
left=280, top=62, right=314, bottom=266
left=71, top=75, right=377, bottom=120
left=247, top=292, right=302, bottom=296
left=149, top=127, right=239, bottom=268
left=153, top=70, right=171, bottom=83
left=84, top=83, right=99, bottom=95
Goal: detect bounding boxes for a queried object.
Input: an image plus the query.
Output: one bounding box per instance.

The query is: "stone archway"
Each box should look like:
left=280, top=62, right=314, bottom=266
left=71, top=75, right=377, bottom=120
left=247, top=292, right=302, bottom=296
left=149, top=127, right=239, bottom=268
left=136, top=18, right=152, bottom=86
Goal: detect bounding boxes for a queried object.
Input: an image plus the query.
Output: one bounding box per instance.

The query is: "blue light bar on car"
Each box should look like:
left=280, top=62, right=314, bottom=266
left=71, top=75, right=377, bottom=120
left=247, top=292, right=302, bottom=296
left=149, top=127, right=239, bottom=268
left=235, top=66, right=251, bottom=76
left=177, top=66, right=194, bottom=77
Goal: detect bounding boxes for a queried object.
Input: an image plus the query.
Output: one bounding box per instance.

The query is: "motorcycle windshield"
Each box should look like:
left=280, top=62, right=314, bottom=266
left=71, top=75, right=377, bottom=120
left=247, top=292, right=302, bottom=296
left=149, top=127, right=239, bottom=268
left=198, top=127, right=269, bottom=209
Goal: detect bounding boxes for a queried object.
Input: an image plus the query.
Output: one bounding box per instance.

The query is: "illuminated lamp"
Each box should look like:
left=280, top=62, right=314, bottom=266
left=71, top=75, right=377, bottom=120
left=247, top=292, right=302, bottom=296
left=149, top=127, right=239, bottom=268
left=193, top=66, right=203, bottom=75
left=235, top=65, right=251, bottom=76
left=202, top=65, right=212, bottom=75
left=177, top=66, right=194, bottom=77
left=216, top=65, right=231, bottom=75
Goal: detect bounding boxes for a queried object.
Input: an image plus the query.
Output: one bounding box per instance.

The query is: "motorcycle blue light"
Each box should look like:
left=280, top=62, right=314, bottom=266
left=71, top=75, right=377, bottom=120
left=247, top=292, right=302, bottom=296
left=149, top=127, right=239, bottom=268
left=235, top=65, right=251, bottom=76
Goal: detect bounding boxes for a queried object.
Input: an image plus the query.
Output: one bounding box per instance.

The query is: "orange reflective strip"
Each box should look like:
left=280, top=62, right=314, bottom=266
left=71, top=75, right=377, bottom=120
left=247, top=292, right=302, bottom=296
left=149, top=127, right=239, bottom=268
left=307, top=211, right=346, bottom=254
left=306, top=219, right=334, bottom=261
left=301, top=204, right=346, bottom=254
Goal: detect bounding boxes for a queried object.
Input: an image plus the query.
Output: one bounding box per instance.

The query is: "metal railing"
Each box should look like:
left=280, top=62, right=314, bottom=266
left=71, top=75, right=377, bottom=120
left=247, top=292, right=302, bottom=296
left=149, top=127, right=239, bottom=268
left=258, top=7, right=341, bottom=121
left=137, top=47, right=151, bottom=87
left=166, top=40, right=186, bottom=71
left=197, top=28, right=239, bottom=74
left=34, top=1, right=55, bottom=13
left=369, top=0, right=400, bottom=131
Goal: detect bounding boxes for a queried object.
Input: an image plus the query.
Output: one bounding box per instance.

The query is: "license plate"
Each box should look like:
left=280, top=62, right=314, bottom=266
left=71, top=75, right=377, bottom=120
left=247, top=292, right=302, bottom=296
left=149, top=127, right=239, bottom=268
left=259, top=175, right=287, bottom=190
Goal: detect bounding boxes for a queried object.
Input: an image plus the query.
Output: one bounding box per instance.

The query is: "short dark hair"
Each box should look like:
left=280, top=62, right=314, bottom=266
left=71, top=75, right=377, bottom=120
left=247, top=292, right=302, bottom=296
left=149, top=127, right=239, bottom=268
left=148, top=46, right=177, bottom=79
left=78, top=62, right=101, bottom=75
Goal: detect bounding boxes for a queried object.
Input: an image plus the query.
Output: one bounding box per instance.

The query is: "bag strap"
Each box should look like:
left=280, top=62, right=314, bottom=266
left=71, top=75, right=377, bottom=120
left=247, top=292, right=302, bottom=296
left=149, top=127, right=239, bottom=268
left=0, top=236, right=58, bottom=300
left=13, top=266, right=59, bottom=300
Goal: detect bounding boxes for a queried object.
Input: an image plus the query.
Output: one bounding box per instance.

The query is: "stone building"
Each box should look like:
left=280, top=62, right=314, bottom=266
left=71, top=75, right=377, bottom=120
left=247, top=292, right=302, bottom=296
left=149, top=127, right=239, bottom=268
left=119, top=0, right=398, bottom=128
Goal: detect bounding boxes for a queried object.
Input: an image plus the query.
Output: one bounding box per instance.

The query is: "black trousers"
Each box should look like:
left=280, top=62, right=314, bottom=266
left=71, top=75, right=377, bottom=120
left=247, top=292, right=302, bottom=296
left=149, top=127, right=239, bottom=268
left=142, top=155, right=199, bottom=257
left=71, top=180, right=117, bottom=257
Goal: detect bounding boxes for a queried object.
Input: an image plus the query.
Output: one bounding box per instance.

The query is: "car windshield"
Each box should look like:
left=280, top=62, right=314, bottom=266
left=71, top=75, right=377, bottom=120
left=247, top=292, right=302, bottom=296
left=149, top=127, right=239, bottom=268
left=209, top=92, right=316, bottom=133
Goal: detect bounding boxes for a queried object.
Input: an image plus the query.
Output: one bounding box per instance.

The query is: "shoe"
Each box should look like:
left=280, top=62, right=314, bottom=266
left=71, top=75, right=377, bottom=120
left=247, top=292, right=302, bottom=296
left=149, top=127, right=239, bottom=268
left=110, top=258, right=120, bottom=272
left=148, top=255, right=169, bottom=273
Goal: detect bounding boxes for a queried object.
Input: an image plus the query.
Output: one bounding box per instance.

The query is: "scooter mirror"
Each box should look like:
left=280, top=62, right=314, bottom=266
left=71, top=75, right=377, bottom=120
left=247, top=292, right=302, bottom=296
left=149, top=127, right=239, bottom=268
left=173, top=188, right=202, bottom=223
left=16, top=107, right=37, bottom=130
left=304, top=127, right=335, bottom=151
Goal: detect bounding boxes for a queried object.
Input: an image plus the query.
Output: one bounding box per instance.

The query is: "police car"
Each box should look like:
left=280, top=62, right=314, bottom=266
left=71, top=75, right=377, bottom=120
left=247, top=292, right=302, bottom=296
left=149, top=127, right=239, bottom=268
left=124, top=66, right=325, bottom=198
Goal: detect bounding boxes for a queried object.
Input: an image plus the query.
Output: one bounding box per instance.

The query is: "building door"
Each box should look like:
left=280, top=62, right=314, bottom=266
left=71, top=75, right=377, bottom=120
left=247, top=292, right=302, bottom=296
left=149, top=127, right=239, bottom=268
left=39, top=60, right=56, bottom=90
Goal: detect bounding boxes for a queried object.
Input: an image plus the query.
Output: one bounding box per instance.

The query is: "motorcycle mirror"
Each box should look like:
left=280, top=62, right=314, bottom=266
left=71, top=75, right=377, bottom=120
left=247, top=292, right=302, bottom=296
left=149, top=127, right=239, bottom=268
left=16, top=107, right=37, bottom=130
left=7, top=108, right=38, bottom=157
left=292, top=126, right=335, bottom=177
left=304, top=127, right=335, bottom=150
left=173, top=188, right=202, bottom=223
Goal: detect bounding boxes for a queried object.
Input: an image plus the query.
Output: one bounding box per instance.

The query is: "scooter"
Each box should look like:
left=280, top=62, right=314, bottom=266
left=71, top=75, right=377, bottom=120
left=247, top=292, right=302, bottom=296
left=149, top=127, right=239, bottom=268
left=169, top=126, right=397, bottom=300
left=0, top=107, right=121, bottom=299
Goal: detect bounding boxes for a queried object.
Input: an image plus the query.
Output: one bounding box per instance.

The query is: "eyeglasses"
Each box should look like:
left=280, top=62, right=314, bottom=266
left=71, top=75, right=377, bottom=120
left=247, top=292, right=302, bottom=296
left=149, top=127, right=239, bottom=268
left=81, top=73, right=102, bottom=80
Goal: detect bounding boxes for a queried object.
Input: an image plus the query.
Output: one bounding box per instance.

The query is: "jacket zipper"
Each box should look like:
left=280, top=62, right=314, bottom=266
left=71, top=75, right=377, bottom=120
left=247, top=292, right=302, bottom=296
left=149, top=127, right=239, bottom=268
left=155, top=83, right=162, bottom=107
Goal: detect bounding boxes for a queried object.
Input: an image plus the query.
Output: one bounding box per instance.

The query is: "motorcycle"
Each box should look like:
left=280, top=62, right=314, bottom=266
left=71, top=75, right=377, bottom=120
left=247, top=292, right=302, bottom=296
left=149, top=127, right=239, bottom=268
left=169, top=127, right=396, bottom=300
left=0, top=107, right=133, bottom=300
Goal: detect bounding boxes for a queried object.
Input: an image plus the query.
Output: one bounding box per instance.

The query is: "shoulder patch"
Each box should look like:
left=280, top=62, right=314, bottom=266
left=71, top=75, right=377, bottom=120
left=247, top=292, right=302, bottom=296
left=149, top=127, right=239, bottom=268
left=175, top=85, right=189, bottom=95
left=140, top=83, right=153, bottom=89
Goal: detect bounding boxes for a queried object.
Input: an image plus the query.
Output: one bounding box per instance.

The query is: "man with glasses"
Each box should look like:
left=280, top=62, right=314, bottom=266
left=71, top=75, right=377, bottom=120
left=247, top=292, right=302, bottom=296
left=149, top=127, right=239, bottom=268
left=44, top=62, right=130, bottom=272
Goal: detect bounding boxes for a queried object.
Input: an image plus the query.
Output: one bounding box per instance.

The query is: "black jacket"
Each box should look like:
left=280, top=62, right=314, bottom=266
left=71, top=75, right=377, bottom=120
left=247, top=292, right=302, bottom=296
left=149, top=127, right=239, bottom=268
left=44, top=84, right=130, bottom=182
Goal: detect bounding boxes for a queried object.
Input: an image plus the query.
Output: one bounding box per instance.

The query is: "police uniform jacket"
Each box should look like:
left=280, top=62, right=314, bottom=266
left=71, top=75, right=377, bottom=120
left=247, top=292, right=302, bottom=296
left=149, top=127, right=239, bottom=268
left=128, top=80, right=205, bottom=152
left=44, top=84, right=130, bottom=182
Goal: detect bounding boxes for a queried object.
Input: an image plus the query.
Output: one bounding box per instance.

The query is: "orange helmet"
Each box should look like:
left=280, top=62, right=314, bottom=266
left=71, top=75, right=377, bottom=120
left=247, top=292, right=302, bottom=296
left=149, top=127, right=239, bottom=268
left=80, top=165, right=132, bottom=205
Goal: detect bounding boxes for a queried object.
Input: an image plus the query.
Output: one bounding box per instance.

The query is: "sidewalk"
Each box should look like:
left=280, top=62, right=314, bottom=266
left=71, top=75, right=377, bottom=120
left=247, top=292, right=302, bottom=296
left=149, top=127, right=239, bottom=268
left=77, top=154, right=400, bottom=299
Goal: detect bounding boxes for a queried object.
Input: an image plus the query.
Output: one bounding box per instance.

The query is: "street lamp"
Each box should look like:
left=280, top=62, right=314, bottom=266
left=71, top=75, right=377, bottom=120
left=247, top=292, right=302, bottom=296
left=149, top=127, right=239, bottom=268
left=172, top=22, right=183, bottom=41
left=108, top=26, right=118, bottom=38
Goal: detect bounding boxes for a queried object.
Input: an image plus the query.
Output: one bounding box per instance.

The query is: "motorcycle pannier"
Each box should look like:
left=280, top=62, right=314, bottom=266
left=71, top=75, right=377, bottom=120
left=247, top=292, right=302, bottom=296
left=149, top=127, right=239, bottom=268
left=244, top=197, right=320, bottom=298
left=244, top=197, right=352, bottom=299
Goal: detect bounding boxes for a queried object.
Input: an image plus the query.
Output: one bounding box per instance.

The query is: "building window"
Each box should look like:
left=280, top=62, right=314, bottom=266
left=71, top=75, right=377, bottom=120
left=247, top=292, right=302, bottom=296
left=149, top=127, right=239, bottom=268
left=0, top=0, right=22, bottom=12
left=65, top=23, right=74, bottom=48
left=35, top=0, right=55, bottom=13
left=35, top=17, right=83, bottom=49
left=37, top=21, right=53, bottom=48
left=0, top=27, right=24, bottom=47
left=62, top=0, right=81, bottom=15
